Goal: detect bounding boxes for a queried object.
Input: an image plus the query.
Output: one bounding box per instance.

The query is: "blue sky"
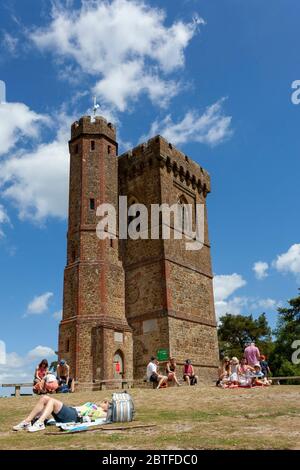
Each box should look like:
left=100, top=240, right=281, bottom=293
left=0, top=0, right=300, bottom=384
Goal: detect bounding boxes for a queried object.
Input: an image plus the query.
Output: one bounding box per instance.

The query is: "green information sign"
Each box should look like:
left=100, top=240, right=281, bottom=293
left=157, top=349, right=169, bottom=361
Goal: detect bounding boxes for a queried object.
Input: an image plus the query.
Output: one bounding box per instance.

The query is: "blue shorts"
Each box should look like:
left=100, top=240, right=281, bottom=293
left=52, top=404, right=80, bottom=423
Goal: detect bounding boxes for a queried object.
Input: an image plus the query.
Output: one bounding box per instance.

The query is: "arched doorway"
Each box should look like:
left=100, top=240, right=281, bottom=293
left=113, top=350, right=124, bottom=378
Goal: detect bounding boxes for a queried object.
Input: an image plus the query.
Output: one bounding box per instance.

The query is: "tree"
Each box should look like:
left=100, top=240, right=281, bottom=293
left=218, top=313, right=273, bottom=360
left=269, top=290, right=300, bottom=377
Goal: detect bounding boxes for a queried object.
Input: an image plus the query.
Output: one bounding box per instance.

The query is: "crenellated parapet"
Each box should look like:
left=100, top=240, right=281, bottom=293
left=119, top=134, right=211, bottom=196
left=70, top=115, right=116, bottom=142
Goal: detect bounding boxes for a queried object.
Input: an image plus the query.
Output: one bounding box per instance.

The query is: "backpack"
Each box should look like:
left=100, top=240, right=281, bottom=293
left=58, top=384, right=69, bottom=393
left=106, top=392, right=135, bottom=423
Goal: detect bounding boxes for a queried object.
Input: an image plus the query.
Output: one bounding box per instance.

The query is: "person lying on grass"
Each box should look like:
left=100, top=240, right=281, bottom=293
left=13, top=396, right=109, bottom=432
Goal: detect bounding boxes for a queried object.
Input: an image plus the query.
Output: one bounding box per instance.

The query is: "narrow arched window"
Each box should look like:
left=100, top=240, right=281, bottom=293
left=178, top=195, right=188, bottom=234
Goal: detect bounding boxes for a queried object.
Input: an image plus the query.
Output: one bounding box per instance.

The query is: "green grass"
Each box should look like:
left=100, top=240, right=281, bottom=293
left=1, top=385, right=300, bottom=450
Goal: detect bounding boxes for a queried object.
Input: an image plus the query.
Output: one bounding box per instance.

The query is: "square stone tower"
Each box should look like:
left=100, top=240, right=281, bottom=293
left=119, top=136, right=219, bottom=381
left=59, top=116, right=133, bottom=389
left=59, top=116, right=219, bottom=387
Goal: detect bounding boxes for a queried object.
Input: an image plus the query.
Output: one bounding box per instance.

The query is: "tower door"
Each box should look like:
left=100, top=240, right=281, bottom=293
left=113, top=351, right=124, bottom=378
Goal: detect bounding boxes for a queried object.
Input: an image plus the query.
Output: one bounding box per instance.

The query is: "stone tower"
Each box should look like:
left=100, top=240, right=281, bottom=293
left=59, top=116, right=133, bottom=388
left=119, top=136, right=219, bottom=381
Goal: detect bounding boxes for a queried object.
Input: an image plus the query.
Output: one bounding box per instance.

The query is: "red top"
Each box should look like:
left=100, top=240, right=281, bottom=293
left=37, top=367, right=47, bottom=379
left=184, top=364, right=192, bottom=375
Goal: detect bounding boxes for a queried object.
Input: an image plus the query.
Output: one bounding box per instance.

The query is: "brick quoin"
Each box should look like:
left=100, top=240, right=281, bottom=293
left=59, top=116, right=219, bottom=389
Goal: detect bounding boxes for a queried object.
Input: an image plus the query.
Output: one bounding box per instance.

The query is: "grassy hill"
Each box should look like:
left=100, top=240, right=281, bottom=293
left=1, top=385, right=300, bottom=450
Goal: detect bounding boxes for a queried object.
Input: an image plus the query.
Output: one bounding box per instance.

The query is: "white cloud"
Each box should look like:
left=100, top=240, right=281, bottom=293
left=0, top=102, right=48, bottom=156
left=27, top=345, right=56, bottom=360
left=30, top=0, right=203, bottom=111
left=0, top=204, right=10, bottom=238
left=253, top=261, right=269, bottom=280
left=0, top=345, right=56, bottom=391
left=0, top=371, right=31, bottom=388
left=93, top=60, right=179, bottom=112
left=215, top=296, right=249, bottom=320
left=143, top=99, right=232, bottom=146
left=0, top=100, right=118, bottom=224
left=213, top=273, right=247, bottom=320
left=2, top=32, right=19, bottom=56
left=214, top=273, right=246, bottom=303
left=252, top=298, right=278, bottom=310
left=27, top=292, right=53, bottom=315
left=273, top=244, right=300, bottom=277
left=215, top=295, right=278, bottom=320
left=53, top=310, right=62, bottom=321
left=214, top=273, right=279, bottom=320
left=0, top=120, right=69, bottom=221
left=5, top=351, right=25, bottom=368
left=0, top=204, right=9, bottom=224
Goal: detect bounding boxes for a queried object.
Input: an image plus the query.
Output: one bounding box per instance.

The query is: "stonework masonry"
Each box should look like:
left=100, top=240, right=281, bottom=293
left=59, top=116, right=219, bottom=389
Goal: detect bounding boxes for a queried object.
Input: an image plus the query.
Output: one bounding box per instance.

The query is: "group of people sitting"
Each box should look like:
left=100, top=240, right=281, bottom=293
left=217, top=342, right=272, bottom=389
left=146, top=356, right=198, bottom=389
left=33, top=359, right=75, bottom=395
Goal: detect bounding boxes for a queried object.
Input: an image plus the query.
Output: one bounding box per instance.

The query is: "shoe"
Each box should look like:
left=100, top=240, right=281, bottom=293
left=45, top=418, right=56, bottom=426
left=27, top=421, right=45, bottom=432
left=13, top=420, right=30, bottom=431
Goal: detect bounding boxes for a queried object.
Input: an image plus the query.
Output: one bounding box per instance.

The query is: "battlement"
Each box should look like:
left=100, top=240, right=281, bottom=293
left=71, top=115, right=116, bottom=142
left=119, top=135, right=211, bottom=194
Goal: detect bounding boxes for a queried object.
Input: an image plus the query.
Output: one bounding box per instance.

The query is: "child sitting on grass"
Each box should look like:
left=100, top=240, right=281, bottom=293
left=250, top=364, right=272, bottom=386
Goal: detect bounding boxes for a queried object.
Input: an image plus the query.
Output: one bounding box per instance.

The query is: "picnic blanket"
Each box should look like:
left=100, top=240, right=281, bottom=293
left=55, top=417, right=107, bottom=433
